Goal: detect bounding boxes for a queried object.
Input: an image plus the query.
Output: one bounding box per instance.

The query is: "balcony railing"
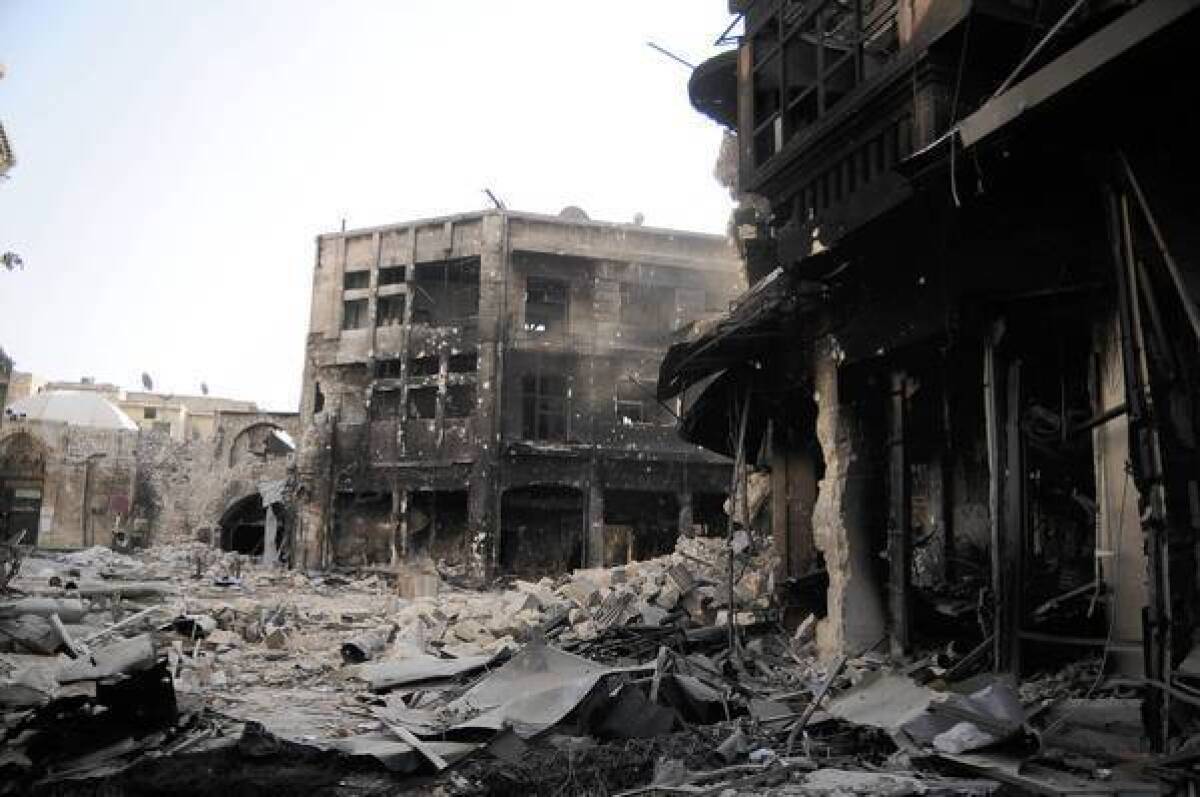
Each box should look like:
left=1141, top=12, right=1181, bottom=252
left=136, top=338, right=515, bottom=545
left=747, top=0, right=901, bottom=168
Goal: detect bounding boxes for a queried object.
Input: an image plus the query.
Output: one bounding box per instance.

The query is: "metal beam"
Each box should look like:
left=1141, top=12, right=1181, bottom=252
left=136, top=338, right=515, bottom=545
left=960, top=0, right=1200, bottom=147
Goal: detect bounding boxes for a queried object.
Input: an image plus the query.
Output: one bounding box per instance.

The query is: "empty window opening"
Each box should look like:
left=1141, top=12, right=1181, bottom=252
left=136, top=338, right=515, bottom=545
left=374, top=358, right=403, bottom=379
left=411, top=258, right=480, bottom=325
left=313, top=382, right=325, bottom=414
left=343, top=270, right=370, bottom=290
left=408, top=355, right=439, bottom=378
left=603, top=490, right=680, bottom=564
left=407, top=386, right=437, bottom=420
left=408, top=490, right=469, bottom=565
left=370, top=389, right=402, bottom=420
left=615, top=380, right=660, bottom=426
left=521, top=371, right=568, bottom=441
left=448, top=352, right=478, bottom=373
left=445, top=384, right=476, bottom=418
left=378, top=265, right=406, bottom=286
left=143, top=407, right=158, bottom=420
left=500, top=485, right=585, bottom=576
left=342, top=299, right=368, bottom=330
left=524, top=277, right=569, bottom=335
left=376, top=294, right=406, bottom=327
left=620, top=283, right=675, bottom=332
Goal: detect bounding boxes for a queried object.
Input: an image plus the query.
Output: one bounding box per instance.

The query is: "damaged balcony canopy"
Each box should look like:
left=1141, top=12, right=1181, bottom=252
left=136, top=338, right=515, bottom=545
left=658, top=266, right=822, bottom=458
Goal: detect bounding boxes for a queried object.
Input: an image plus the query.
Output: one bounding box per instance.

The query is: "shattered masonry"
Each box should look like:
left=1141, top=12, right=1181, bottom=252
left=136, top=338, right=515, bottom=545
left=296, top=208, right=744, bottom=579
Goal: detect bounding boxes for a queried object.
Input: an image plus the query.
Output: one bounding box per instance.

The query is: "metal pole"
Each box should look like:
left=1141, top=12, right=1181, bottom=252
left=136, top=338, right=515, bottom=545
left=727, top=388, right=751, bottom=656
left=1118, top=151, right=1200, bottom=345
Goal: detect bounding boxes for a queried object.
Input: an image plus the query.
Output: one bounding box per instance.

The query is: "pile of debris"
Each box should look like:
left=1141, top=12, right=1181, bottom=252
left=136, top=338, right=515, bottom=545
left=0, top=540, right=1179, bottom=795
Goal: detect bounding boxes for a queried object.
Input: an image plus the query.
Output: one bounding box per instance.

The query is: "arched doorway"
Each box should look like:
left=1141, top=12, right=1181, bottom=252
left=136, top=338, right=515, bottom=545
left=500, top=484, right=584, bottom=576
left=0, top=432, right=46, bottom=546
left=218, top=494, right=285, bottom=557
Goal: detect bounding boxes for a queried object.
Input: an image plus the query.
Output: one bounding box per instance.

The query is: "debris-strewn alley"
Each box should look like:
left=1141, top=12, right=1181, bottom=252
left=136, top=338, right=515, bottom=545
left=0, top=532, right=1184, bottom=795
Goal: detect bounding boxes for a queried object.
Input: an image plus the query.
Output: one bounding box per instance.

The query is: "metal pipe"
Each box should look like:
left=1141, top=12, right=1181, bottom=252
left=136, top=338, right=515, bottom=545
left=1068, top=401, right=1128, bottom=437
left=1119, top=151, right=1200, bottom=345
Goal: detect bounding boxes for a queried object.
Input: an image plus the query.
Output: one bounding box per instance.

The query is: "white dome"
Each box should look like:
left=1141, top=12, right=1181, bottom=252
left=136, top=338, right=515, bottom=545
left=6, top=390, right=138, bottom=431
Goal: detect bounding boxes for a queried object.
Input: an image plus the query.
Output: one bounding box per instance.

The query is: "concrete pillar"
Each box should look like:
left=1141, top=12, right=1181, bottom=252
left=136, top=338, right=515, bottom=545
left=1093, top=311, right=1148, bottom=676
left=812, top=343, right=886, bottom=659
left=587, top=468, right=605, bottom=567
left=262, top=504, right=278, bottom=568
left=467, top=460, right=495, bottom=581
left=677, top=490, right=693, bottom=540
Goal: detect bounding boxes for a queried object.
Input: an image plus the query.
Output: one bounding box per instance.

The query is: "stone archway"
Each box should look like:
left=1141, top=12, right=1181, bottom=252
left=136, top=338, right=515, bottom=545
left=0, top=431, right=47, bottom=546
left=218, top=492, right=285, bottom=558
left=227, top=422, right=294, bottom=467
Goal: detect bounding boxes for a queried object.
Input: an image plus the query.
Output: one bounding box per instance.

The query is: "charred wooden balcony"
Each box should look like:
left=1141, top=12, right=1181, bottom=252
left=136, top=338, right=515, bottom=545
left=699, top=0, right=1095, bottom=262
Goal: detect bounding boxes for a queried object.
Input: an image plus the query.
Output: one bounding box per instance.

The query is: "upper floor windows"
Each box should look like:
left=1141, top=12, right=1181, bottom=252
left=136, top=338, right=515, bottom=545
left=343, top=270, right=370, bottom=290
left=412, top=258, right=480, bottom=326
left=524, top=277, right=569, bottom=336
left=619, top=283, right=676, bottom=333
left=342, top=299, right=368, bottom=330
left=615, top=380, right=670, bottom=427
left=746, top=0, right=901, bottom=167
left=377, top=294, right=406, bottom=327
left=521, top=371, right=568, bottom=441
left=378, top=265, right=407, bottom=286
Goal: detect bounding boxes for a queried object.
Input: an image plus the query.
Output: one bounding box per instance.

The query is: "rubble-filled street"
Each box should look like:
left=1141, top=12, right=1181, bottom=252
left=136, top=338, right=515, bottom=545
left=0, top=534, right=1181, bottom=795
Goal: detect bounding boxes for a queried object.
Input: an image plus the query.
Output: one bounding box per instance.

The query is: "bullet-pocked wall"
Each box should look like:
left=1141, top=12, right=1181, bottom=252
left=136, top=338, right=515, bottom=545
left=297, top=209, right=745, bottom=578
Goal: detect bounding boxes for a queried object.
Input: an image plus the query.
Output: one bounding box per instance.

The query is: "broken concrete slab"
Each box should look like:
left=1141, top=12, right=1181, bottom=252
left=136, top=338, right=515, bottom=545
left=0, top=598, right=88, bottom=623
left=58, top=634, right=157, bottom=683
left=358, top=652, right=500, bottom=692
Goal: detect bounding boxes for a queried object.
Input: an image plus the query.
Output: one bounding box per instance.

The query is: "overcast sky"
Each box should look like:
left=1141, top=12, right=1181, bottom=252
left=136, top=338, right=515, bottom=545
left=0, top=1, right=735, bottom=411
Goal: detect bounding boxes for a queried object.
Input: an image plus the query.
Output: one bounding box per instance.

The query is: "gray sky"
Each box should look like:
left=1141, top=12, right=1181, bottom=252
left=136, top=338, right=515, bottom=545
left=0, top=1, right=735, bottom=411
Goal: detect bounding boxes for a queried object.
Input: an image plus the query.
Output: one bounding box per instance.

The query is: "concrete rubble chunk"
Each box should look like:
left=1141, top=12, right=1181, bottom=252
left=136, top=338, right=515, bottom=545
left=654, top=584, right=681, bottom=611
left=558, top=578, right=601, bottom=609
left=0, top=599, right=89, bottom=624
left=506, top=591, right=541, bottom=614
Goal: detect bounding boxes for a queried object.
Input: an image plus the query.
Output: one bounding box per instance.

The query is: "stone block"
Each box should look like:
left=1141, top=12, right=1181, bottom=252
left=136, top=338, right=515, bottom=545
left=507, top=591, right=542, bottom=613
left=654, top=584, right=681, bottom=611
left=558, top=578, right=601, bottom=609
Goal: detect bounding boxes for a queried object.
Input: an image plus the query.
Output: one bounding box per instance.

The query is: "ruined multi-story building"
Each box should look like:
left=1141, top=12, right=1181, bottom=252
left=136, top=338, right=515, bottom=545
left=297, top=209, right=743, bottom=577
left=670, top=0, right=1200, bottom=749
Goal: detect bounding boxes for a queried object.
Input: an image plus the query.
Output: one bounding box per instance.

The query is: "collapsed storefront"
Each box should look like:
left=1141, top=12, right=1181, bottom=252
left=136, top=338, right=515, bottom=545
left=669, top=0, right=1200, bottom=750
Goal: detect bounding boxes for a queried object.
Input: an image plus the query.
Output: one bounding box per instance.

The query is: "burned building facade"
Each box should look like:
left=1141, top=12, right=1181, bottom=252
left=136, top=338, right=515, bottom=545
left=670, top=0, right=1200, bottom=749
left=297, top=209, right=743, bottom=578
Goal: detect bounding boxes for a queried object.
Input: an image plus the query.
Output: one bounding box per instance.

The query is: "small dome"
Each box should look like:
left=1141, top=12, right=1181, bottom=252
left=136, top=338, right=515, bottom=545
left=6, top=390, right=138, bottom=431
left=558, top=206, right=590, bottom=221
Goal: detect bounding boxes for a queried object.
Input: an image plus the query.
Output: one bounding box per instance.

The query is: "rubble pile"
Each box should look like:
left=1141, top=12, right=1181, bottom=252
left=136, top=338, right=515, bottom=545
left=0, top=541, right=1179, bottom=795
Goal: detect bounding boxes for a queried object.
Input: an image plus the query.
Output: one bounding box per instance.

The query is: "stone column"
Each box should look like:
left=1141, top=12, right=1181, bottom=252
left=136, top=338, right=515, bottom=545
left=677, top=490, right=693, bottom=540
left=587, top=467, right=605, bottom=567
left=263, top=504, right=278, bottom=568
left=812, top=342, right=886, bottom=659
